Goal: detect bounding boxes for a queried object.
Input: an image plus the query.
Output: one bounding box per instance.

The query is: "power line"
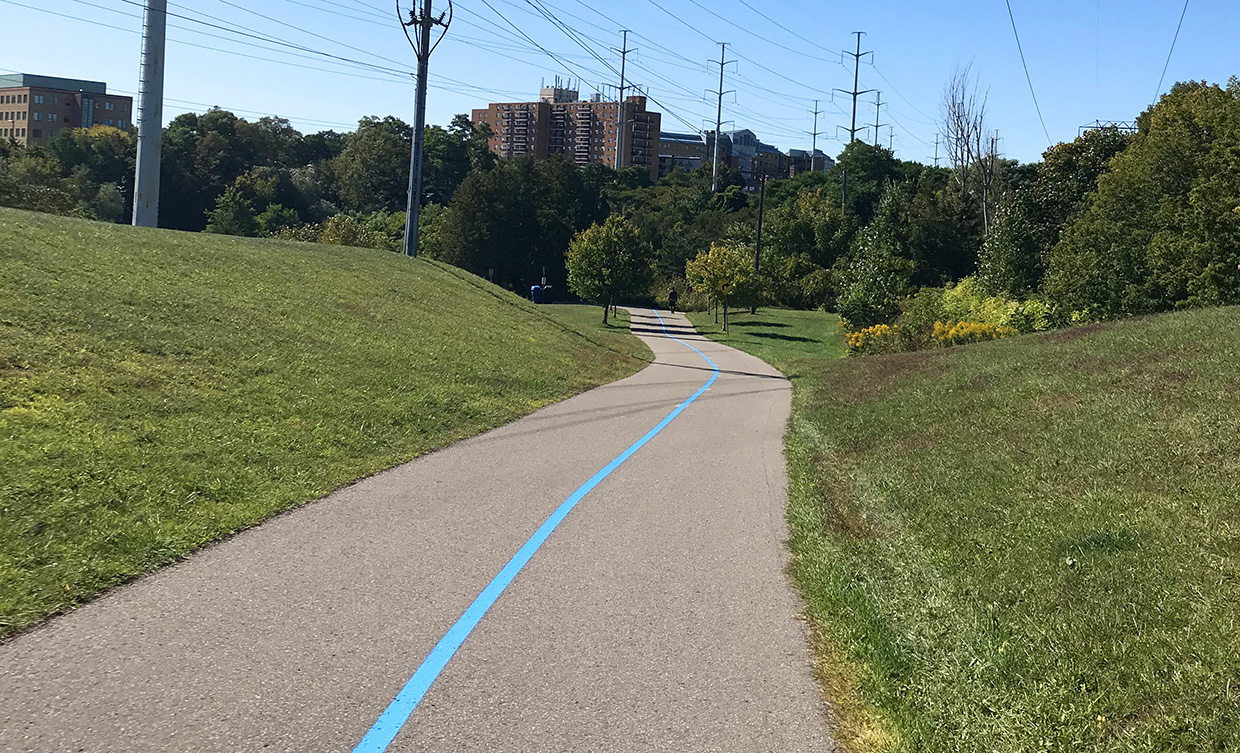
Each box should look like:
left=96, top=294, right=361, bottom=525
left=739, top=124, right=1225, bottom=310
left=1003, top=0, right=1052, bottom=145
left=681, top=0, right=835, bottom=63
left=728, top=0, right=838, bottom=57
left=1154, top=0, right=1191, bottom=103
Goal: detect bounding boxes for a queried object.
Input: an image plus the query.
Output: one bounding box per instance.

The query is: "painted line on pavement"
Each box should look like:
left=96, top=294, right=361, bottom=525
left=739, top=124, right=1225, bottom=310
left=352, top=309, right=720, bottom=753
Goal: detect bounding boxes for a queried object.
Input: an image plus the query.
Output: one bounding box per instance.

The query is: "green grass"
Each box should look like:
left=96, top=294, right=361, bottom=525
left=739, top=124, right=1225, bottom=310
left=685, top=307, right=847, bottom=373
left=691, top=306, right=1240, bottom=752
left=0, top=208, right=649, bottom=638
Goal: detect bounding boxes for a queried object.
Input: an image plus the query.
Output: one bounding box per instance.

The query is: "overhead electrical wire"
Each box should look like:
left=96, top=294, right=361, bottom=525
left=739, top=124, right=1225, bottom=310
left=1153, top=0, right=1191, bottom=103
left=1003, top=0, right=1052, bottom=145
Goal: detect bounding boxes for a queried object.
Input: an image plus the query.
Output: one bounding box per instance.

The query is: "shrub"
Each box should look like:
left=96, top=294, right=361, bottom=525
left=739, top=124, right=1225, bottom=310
left=931, top=320, right=1018, bottom=347
left=845, top=323, right=902, bottom=355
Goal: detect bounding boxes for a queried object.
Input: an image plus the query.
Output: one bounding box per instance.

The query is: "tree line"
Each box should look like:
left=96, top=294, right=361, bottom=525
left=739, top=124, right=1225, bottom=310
left=3, top=73, right=1239, bottom=342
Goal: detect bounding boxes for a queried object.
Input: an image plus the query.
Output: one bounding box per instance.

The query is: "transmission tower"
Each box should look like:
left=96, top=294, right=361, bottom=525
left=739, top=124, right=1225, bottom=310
left=872, top=91, right=886, bottom=146
left=711, top=42, right=735, bottom=192
left=807, top=100, right=824, bottom=171
left=616, top=30, right=634, bottom=169
left=834, top=31, right=874, bottom=143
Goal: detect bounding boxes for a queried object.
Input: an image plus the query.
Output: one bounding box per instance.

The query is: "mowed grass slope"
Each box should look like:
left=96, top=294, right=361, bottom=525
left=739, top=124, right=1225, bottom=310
left=0, top=208, right=649, bottom=637
left=694, top=306, right=1240, bottom=751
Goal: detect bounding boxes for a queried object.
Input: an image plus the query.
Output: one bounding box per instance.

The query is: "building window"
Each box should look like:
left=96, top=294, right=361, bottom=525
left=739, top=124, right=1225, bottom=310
left=106, top=118, right=114, bottom=126
left=47, top=128, right=55, bottom=139
left=32, top=112, right=41, bottom=121
left=33, top=94, right=43, bottom=104
left=31, top=128, right=40, bottom=138
left=105, top=102, right=114, bottom=111
left=118, top=120, right=126, bottom=129
left=51, top=96, right=59, bottom=105
left=48, top=113, right=57, bottom=122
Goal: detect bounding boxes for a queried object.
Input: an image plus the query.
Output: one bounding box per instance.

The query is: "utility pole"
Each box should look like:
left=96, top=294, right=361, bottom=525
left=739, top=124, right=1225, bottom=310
left=711, top=42, right=734, bottom=192
left=834, top=31, right=873, bottom=143
left=888, top=126, right=895, bottom=151
left=872, top=91, right=886, bottom=146
left=754, top=171, right=767, bottom=273
left=132, top=0, right=166, bottom=227
left=616, top=30, right=632, bottom=170
left=807, top=100, right=823, bottom=172
left=399, top=0, right=451, bottom=257
left=934, top=134, right=940, bottom=167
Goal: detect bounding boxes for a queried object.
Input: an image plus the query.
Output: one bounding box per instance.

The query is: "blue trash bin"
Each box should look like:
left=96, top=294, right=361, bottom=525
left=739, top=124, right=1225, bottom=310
left=530, top=285, right=542, bottom=304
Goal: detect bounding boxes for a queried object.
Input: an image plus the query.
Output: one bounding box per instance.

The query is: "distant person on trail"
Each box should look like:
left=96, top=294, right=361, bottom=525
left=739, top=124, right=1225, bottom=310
left=668, top=288, right=678, bottom=314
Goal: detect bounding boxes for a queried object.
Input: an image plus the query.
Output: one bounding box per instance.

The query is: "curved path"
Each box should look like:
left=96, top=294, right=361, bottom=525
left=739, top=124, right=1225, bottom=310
left=0, top=310, right=835, bottom=752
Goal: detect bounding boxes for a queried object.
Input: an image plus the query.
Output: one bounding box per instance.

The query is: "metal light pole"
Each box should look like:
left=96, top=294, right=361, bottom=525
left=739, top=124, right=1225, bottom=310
left=132, top=0, right=166, bottom=227
left=400, top=0, right=451, bottom=257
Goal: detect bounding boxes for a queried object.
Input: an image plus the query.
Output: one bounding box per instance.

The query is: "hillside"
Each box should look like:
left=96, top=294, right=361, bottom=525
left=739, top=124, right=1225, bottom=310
left=0, top=209, right=649, bottom=637
left=693, top=307, right=1240, bottom=752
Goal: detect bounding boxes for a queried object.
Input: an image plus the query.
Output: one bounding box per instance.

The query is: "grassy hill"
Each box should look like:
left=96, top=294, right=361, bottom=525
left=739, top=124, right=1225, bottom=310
left=0, top=209, right=649, bottom=638
left=692, top=307, right=1240, bottom=752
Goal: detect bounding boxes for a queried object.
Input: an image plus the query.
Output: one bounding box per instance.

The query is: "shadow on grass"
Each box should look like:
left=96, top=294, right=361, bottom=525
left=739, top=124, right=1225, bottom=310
left=728, top=320, right=791, bottom=328
left=749, top=332, right=821, bottom=343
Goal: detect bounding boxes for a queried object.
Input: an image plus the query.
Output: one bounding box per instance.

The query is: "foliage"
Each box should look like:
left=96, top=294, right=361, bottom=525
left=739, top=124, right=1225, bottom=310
left=977, top=193, right=1039, bottom=296
left=0, top=208, right=648, bottom=637
left=1045, top=82, right=1240, bottom=319
left=204, top=185, right=258, bottom=236
left=930, top=319, right=1018, bottom=346
left=844, top=323, right=902, bottom=355
left=566, top=213, right=654, bottom=322
left=331, top=115, right=412, bottom=215
left=431, top=155, right=607, bottom=291
left=685, top=240, right=756, bottom=330
left=833, top=188, right=917, bottom=329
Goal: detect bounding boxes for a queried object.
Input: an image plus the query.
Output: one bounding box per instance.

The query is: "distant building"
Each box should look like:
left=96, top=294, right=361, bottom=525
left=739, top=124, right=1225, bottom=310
left=788, top=148, right=834, bottom=175
left=755, top=142, right=789, bottom=181
left=472, top=85, right=662, bottom=182
left=658, top=132, right=707, bottom=175
left=0, top=73, right=133, bottom=147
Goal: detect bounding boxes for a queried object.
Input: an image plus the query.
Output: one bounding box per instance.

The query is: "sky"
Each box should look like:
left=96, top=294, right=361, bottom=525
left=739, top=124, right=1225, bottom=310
left=2, top=0, right=1238, bottom=165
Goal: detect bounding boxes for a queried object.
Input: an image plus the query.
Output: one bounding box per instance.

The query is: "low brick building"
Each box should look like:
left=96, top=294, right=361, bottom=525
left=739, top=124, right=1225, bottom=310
left=0, top=73, right=134, bottom=147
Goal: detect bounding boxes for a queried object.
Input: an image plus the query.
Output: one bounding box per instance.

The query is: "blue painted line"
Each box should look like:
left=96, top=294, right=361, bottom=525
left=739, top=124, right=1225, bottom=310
left=352, top=310, right=720, bottom=753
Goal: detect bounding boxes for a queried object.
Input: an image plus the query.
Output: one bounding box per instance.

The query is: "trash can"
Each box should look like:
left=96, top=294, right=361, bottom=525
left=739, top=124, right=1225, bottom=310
left=530, top=285, right=542, bottom=304
left=541, top=285, right=553, bottom=304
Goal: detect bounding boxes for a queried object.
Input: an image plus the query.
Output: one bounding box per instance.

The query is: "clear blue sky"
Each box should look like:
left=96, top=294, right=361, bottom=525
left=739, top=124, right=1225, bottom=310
left=2, top=0, right=1237, bottom=164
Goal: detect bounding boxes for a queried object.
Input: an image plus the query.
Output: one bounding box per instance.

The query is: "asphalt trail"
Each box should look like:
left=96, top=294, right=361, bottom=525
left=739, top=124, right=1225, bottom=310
left=0, top=309, right=835, bottom=752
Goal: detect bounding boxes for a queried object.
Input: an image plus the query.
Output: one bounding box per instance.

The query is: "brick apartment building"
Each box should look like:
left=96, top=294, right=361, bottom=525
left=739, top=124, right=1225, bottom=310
left=0, top=73, right=133, bottom=147
left=473, top=85, right=662, bottom=182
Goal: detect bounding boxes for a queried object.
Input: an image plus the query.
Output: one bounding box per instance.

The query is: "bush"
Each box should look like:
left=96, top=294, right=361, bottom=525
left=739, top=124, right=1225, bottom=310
left=931, top=320, right=1018, bottom=347
left=845, top=323, right=902, bottom=355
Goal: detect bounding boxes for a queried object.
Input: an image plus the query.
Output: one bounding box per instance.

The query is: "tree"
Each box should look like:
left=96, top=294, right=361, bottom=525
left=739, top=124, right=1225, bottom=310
left=978, top=193, right=1039, bottom=296
left=204, top=186, right=257, bottom=236
left=685, top=240, right=754, bottom=331
left=942, top=65, right=999, bottom=232
left=832, top=187, right=917, bottom=329
left=1044, top=81, right=1240, bottom=320
left=567, top=214, right=654, bottom=324
left=332, top=116, right=412, bottom=214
